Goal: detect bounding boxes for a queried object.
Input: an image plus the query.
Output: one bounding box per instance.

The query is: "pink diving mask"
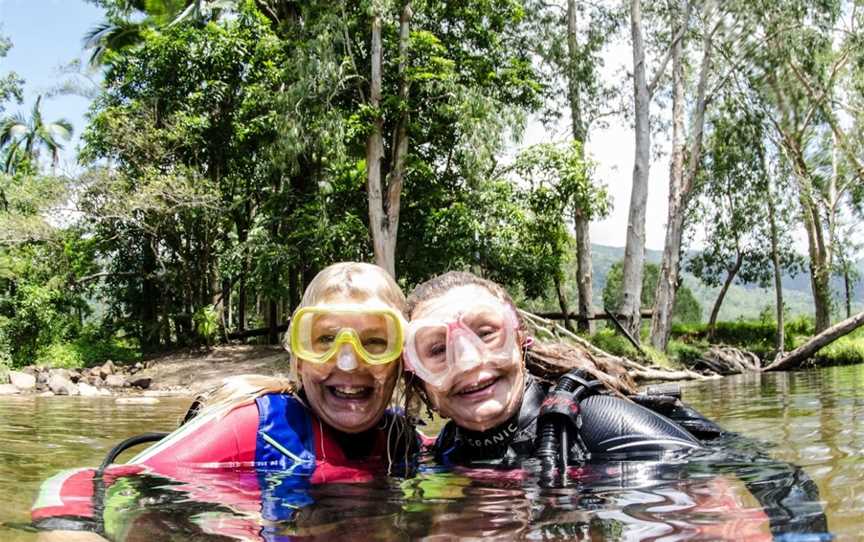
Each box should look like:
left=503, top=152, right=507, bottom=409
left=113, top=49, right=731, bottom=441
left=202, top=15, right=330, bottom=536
left=404, top=303, right=520, bottom=390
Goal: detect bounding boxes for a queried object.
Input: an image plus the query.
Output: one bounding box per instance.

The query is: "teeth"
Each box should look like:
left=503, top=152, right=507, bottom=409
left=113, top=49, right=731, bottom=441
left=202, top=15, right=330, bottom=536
left=333, top=386, right=368, bottom=397
left=460, top=379, right=494, bottom=395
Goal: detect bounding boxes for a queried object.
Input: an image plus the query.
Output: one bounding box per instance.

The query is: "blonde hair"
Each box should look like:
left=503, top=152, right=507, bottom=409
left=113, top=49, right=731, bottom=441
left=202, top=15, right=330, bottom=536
left=192, top=262, right=408, bottom=417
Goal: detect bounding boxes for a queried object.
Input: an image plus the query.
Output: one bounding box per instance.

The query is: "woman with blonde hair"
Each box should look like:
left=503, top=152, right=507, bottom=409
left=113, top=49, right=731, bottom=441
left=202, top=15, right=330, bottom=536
left=32, top=262, right=417, bottom=539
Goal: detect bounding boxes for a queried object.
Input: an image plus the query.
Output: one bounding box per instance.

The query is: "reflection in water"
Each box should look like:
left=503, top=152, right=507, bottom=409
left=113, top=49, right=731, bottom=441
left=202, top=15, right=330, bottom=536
left=2, top=365, right=863, bottom=540
left=682, top=365, right=864, bottom=540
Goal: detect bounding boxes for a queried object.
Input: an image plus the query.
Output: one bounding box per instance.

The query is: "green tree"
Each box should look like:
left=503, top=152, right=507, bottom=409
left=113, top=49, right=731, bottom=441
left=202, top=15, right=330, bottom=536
left=732, top=0, right=863, bottom=333
left=512, top=141, right=609, bottom=330
left=0, top=33, right=23, bottom=115
left=687, top=97, right=802, bottom=338
left=602, top=261, right=701, bottom=325
left=0, top=171, right=96, bottom=366
left=0, top=95, right=73, bottom=174
left=524, top=0, right=623, bottom=332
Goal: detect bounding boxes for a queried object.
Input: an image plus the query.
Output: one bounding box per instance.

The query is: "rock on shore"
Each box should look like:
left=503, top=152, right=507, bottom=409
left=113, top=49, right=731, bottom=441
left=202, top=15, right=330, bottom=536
left=5, top=345, right=291, bottom=397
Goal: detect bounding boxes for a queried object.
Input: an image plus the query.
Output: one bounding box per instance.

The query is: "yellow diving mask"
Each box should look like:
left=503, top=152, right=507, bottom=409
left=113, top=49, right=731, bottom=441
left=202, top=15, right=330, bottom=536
left=289, top=305, right=405, bottom=367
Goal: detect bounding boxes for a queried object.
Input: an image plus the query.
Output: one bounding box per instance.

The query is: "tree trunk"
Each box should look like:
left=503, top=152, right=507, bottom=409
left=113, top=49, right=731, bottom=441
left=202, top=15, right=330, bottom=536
left=651, top=7, right=685, bottom=352
left=365, top=3, right=412, bottom=278
left=140, top=234, right=160, bottom=352
left=366, top=12, right=388, bottom=274
left=651, top=0, right=714, bottom=352
left=844, top=268, right=852, bottom=319
left=620, top=0, right=651, bottom=341
left=554, top=275, right=573, bottom=332
left=787, top=149, right=833, bottom=333
left=268, top=299, right=279, bottom=345
left=707, top=250, right=743, bottom=340
left=803, top=198, right=832, bottom=333
left=220, top=277, right=231, bottom=337
left=573, top=210, right=594, bottom=333
left=237, top=272, right=247, bottom=334
left=567, top=0, right=594, bottom=334
left=764, top=311, right=864, bottom=371
left=766, top=174, right=785, bottom=353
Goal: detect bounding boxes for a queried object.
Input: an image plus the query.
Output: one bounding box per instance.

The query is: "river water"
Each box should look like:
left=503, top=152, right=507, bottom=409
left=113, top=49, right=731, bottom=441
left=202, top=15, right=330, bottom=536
left=0, top=364, right=861, bottom=541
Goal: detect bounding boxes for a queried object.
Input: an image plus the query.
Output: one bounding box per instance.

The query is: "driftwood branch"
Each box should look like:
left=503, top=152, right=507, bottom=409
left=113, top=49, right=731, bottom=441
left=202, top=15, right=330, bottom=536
left=521, top=311, right=716, bottom=382
left=694, top=346, right=762, bottom=375
left=763, top=311, right=864, bottom=371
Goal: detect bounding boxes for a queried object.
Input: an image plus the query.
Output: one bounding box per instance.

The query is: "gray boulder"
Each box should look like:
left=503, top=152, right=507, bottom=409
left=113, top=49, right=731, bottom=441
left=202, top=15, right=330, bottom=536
left=48, top=368, right=70, bottom=381
left=104, top=374, right=126, bottom=388
left=77, top=382, right=100, bottom=397
left=99, top=360, right=115, bottom=379
left=48, top=373, right=78, bottom=396
left=0, top=384, right=21, bottom=395
left=9, top=371, right=36, bottom=391
left=129, top=377, right=152, bottom=390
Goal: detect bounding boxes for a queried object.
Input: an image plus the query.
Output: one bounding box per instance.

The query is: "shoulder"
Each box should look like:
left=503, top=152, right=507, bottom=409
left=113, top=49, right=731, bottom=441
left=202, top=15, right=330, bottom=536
left=578, top=394, right=701, bottom=456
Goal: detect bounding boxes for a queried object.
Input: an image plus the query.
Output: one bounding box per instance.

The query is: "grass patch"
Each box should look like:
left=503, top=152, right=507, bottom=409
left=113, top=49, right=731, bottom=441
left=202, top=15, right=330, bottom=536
left=588, top=328, right=684, bottom=369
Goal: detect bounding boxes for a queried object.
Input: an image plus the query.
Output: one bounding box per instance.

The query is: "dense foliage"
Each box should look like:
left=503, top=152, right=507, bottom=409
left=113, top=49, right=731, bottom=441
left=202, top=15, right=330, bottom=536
left=2, top=1, right=863, bottom=369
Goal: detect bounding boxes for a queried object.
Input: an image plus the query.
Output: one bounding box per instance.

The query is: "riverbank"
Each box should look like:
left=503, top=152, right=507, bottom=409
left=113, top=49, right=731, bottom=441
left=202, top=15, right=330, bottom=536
left=0, top=345, right=291, bottom=397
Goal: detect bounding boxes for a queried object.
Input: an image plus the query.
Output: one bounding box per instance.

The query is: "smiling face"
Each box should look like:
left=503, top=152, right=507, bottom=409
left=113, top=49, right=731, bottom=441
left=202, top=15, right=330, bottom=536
left=297, top=296, right=401, bottom=434
left=412, top=285, right=525, bottom=432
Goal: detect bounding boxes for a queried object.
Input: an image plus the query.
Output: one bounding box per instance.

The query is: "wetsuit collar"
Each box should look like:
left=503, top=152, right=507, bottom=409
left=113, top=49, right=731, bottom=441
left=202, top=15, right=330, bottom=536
left=458, top=374, right=546, bottom=454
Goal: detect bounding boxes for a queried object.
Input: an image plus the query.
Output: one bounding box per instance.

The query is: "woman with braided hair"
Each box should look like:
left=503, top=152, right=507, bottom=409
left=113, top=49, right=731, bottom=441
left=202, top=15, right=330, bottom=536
left=403, top=270, right=701, bottom=467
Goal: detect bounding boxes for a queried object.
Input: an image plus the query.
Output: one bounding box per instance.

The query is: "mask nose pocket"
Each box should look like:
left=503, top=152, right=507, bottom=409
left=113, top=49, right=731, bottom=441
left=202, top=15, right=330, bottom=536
left=336, top=344, right=359, bottom=372
left=450, top=330, right=482, bottom=370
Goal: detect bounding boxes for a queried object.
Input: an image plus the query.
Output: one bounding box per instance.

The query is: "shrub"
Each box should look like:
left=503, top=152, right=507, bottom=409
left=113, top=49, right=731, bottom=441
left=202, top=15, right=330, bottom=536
left=590, top=328, right=639, bottom=359
left=785, top=315, right=814, bottom=338
left=36, top=343, right=85, bottom=369
left=668, top=340, right=704, bottom=366
left=811, top=333, right=864, bottom=366
left=34, top=331, right=140, bottom=369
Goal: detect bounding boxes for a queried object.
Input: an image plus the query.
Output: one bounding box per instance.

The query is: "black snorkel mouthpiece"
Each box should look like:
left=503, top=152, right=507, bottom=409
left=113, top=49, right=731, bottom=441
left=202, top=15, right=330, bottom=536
left=536, top=369, right=600, bottom=486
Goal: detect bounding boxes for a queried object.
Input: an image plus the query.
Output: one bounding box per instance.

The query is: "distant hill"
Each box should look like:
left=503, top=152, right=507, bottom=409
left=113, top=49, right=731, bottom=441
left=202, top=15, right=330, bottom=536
left=584, top=244, right=863, bottom=322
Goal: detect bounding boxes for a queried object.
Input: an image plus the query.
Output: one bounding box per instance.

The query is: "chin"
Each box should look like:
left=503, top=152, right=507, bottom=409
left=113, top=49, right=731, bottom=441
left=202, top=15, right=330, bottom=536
left=455, top=403, right=508, bottom=431
left=326, top=411, right=379, bottom=433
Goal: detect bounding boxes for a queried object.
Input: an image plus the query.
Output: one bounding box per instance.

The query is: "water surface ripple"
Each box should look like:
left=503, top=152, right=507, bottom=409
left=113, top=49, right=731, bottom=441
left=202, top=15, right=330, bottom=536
left=0, top=364, right=860, bottom=540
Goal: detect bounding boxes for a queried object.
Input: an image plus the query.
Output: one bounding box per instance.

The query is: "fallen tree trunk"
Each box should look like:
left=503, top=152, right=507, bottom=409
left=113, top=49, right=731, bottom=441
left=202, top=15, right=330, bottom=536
left=762, top=310, right=864, bottom=372
left=694, top=346, right=762, bottom=375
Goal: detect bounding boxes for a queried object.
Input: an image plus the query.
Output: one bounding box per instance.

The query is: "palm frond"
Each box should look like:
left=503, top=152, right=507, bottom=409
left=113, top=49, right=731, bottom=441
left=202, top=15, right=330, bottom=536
left=83, top=20, right=145, bottom=67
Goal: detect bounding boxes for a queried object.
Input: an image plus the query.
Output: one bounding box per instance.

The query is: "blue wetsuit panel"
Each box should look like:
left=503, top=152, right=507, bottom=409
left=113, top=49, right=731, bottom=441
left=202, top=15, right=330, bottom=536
left=255, top=394, right=317, bottom=522
left=255, top=394, right=317, bottom=471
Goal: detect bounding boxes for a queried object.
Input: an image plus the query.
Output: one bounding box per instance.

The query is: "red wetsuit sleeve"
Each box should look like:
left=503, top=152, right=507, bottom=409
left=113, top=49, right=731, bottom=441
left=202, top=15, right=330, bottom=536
left=130, top=402, right=260, bottom=476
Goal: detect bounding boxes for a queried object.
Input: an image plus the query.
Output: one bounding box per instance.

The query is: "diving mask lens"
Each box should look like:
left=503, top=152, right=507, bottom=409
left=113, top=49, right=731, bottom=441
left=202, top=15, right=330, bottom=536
left=289, top=305, right=404, bottom=365
left=405, top=304, right=518, bottom=388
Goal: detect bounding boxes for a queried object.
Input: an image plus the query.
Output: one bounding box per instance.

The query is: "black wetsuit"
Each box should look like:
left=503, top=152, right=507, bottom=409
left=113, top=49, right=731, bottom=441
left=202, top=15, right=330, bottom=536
left=433, top=373, right=829, bottom=537
left=434, top=374, right=701, bottom=466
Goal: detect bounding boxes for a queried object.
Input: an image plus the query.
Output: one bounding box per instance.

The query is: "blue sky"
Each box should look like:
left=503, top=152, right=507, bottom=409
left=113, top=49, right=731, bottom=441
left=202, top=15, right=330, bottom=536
left=0, top=0, right=105, bottom=173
